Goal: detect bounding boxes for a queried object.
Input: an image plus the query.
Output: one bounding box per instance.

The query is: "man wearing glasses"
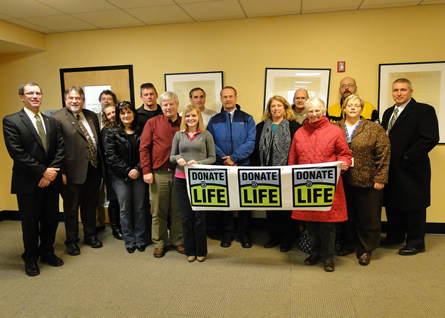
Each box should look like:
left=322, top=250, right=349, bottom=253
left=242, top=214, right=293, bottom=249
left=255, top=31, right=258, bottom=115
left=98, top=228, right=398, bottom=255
left=327, top=77, right=378, bottom=122
left=3, top=82, right=65, bottom=276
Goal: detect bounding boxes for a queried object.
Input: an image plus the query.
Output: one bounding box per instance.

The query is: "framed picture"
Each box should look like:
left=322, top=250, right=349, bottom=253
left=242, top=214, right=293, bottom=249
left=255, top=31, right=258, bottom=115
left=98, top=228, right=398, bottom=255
left=60, top=65, right=135, bottom=113
left=264, top=68, right=331, bottom=110
left=164, top=71, right=223, bottom=114
left=379, top=61, right=445, bottom=143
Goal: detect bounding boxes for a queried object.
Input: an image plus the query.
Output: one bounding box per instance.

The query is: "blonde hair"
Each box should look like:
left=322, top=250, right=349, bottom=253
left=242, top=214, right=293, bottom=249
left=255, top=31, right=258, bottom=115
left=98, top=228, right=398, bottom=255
left=180, top=104, right=205, bottom=131
left=261, top=95, right=296, bottom=122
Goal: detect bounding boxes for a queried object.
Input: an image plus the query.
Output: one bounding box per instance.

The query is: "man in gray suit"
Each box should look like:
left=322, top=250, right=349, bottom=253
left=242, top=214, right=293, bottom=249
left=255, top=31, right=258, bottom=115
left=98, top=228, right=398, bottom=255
left=3, top=82, right=65, bottom=276
left=52, top=86, right=103, bottom=256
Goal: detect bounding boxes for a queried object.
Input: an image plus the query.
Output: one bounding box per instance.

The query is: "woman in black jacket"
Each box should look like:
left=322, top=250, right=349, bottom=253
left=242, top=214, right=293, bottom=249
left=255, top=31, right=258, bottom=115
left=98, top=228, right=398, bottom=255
left=105, top=101, right=148, bottom=253
left=252, top=95, right=301, bottom=252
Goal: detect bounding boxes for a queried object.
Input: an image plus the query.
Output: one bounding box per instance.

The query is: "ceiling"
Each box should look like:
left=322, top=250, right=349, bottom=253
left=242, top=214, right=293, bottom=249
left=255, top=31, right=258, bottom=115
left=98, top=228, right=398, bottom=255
left=0, top=0, right=443, bottom=34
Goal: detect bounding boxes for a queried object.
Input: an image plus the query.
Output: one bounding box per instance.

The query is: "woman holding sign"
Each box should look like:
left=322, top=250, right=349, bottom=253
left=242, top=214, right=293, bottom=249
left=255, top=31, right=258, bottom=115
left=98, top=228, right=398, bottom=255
left=288, top=97, right=352, bottom=272
left=170, top=105, right=216, bottom=262
left=252, top=96, right=301, bottom=252
left=335, top=94, right=390, bottom=266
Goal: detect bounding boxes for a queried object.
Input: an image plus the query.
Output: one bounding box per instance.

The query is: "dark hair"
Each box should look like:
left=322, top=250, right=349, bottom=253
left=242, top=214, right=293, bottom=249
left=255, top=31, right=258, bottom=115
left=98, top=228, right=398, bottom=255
left=220, top=86, right=237, bottom=97
left=98, top=90, right=117, bottom=104
left=64, top=86, right=85, bottom=100
left=115, top=101, right=138, bottom=130
left=19, top=82, right=41, bottom=95
left=140, top=83, right=158, bottom=96
left=189, top=87, right=206, bottom=98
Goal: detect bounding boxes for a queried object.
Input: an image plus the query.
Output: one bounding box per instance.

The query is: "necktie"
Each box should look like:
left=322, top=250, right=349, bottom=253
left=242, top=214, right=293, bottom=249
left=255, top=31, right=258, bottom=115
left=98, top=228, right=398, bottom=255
left=387, top=107, right=399, bottom=134
left=35, top=114, right=47, bottom=152
left=76, top=114, right=98, bottom=168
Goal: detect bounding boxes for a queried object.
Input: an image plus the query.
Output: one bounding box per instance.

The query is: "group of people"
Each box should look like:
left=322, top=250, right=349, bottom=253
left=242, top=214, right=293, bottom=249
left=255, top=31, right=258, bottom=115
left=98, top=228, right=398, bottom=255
left=3, top=76, right=439, bottom=276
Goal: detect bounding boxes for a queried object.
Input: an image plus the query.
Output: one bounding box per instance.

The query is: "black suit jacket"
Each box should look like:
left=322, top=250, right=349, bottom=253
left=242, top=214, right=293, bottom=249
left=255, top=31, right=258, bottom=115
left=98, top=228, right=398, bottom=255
left=51, top=107, right=103, bottom=184
left=381, top=98, right=439, bottom=209
left=3, top=108, right=64, bottom=194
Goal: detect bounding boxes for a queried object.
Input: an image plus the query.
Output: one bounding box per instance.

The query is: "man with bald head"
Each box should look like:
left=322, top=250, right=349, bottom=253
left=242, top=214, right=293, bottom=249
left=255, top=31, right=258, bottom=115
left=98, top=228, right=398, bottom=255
left=327, top=77, right=378, bottom=122
left=291, top=88, right=309, bottom=124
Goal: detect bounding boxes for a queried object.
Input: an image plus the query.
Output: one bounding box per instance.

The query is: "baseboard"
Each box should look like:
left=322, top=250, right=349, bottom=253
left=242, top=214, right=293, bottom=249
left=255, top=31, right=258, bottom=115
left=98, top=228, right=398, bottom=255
left=2, top=210, right=445, bottom=234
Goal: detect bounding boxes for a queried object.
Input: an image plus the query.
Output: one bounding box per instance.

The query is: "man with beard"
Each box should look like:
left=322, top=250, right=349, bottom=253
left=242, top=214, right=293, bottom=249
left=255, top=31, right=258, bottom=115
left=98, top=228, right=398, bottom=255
left=327, top=77, right=378, bottom=122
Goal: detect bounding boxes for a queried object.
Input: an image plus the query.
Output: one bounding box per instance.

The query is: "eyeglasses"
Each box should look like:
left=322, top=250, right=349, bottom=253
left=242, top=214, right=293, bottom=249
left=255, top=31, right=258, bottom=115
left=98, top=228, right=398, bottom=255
left=340, top=83, right=356, bottom=89
left=117, top=101, right=131, bottom=107
left=345, top=103, right=362, bottom=109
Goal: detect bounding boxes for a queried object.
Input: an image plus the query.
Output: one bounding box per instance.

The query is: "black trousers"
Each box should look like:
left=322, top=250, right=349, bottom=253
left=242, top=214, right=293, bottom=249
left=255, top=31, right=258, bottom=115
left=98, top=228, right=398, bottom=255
left=62, top=164, right=101, bottom=244
left=17, top=188, right=60, bottom=263
left=385, top=207, right=426, bottom=249
left=266, top=210, right=298, bottom=246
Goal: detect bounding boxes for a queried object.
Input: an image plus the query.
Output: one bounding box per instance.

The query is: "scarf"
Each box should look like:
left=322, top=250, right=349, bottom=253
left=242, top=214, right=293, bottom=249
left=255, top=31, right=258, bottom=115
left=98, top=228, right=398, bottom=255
left=259, top=118, right=291, bottom=166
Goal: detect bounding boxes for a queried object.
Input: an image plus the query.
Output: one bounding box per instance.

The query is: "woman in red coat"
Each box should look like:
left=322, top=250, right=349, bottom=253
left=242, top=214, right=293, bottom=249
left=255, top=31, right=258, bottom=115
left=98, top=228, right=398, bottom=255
left=288, top=97, right=352, bottom=272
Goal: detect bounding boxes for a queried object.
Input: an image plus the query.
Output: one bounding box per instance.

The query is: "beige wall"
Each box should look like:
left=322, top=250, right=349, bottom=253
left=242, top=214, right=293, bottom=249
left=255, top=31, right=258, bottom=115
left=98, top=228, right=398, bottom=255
left=1, top=5, right=444, bottom=222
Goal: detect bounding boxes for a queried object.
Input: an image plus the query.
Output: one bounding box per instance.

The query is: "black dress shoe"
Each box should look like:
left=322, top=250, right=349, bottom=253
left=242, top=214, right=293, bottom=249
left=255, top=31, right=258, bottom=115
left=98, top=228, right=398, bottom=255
left=25, top=262, right=40, bottom=277
left=304, top=253, right=321, bottom=266
left=280, top=244, right=292, bottom=252
left=241, top=240, right=252, bottom=248
left=207, top=231, right=220, bottom=240
left=84, top=236, right=103, bottom=248
left=112, top=228, right=123, bottom=240
left=66, top=243, right=81, bottom=256
left=136, top=244, right=147, bottom=252
left=264, top=240, right=280, bottom=248
left=398, top=246, right=425, bottom=256
left=41, top=255, right=64, bottom=267
left=220, top=240, right=231, bottom=248
left=126, top=246, right=136, bottom=253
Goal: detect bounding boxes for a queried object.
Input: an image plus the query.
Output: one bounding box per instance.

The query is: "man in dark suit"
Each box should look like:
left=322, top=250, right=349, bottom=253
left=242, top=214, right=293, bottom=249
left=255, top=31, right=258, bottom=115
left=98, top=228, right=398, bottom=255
left=52, top=86, right=103, bottom=256
left=381, top=78, right=439, bottom=255
left=3, top=82, right=65, bottom=276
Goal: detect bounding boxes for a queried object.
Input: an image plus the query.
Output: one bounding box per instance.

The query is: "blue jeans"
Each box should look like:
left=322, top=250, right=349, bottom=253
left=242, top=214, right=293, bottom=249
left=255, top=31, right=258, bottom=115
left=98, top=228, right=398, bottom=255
left=112, top=175, right=148, bottom=248
left=174, top=178, right=207, bottom=257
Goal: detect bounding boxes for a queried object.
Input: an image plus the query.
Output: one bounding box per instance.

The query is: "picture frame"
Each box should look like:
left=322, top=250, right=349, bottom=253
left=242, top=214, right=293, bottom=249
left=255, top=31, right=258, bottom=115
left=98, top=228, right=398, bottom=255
left=379, top=61, right=445, bottom=143
left=164, top=71, right=223, bottom=114
left=60, top=65, right=135, bottom=113
left=264, top=68, right=331, bottom=110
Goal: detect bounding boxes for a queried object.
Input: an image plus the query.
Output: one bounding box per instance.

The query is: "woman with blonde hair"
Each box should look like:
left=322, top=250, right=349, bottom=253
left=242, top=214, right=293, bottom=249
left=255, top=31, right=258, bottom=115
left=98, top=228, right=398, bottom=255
left=252, top=96, right=301, bottom=252
left=170, top=105, right=216, bottom=262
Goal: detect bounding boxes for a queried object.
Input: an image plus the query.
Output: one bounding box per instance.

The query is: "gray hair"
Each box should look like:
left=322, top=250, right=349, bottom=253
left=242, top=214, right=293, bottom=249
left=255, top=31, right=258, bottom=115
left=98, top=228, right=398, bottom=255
left=159, top=91, right=179, bottom=105
left=305, top=97, right=326, bottom=113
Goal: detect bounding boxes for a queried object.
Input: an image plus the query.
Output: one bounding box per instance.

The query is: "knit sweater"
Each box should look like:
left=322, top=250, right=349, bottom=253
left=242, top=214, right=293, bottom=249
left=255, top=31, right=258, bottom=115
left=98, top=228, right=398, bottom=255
left=169, top=130, right=216, bottom=177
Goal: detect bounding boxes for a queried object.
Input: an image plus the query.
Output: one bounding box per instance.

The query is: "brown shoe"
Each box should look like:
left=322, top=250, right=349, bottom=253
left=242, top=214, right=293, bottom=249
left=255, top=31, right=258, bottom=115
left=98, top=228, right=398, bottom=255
left=359, top=253, right=371, bottom=265
left=323, top=259, right=335, bottom=272
left=176, top=244, right=185, bottom=254
left=153, top=248, right=165, bottom=258
left=304, top=253, right=321, bottom=266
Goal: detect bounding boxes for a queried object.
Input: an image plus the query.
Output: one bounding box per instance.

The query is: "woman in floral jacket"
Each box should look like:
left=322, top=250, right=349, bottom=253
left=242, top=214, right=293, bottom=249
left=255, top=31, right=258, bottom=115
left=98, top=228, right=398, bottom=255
left=334, top=94, right=390, bottom=266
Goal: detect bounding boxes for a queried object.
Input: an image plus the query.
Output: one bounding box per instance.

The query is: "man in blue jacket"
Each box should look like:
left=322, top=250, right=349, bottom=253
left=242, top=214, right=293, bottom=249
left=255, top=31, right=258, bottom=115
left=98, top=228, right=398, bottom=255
left=207, top=86, right=256, bottom=248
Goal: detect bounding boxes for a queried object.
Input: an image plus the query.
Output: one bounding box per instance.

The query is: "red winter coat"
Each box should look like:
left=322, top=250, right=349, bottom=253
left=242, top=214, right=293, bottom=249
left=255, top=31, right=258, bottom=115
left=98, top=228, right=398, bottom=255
left=288, top=117, right=352, bottom=222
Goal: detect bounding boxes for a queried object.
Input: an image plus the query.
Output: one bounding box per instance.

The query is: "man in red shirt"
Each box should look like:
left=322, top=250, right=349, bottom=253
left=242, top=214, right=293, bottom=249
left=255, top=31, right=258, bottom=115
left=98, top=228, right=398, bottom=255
left=139, top=91, right=184, bottom=258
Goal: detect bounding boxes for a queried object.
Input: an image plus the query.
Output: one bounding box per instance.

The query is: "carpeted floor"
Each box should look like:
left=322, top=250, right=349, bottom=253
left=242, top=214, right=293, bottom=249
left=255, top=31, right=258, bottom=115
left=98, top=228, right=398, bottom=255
left=0, top=220, right=444, bottom=317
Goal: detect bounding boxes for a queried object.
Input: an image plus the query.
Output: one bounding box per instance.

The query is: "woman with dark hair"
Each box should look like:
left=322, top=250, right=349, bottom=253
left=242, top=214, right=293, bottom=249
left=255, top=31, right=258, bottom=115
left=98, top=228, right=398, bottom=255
left=252, top=95, right=301, bottom=252
left=170, top=105, right=216, bottom=262
left=105, top=101, right=148, bottom=253
left=100, top=103, right=123, bottom=240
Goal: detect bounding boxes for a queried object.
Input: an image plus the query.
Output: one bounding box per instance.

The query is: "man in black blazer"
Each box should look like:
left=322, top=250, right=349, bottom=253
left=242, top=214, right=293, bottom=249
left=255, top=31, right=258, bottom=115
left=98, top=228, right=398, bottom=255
left=3, top=82, right=65, bottom=276
left=381, top=78, right=439, bottom=255
left=52, top=86, right=103, bottom=256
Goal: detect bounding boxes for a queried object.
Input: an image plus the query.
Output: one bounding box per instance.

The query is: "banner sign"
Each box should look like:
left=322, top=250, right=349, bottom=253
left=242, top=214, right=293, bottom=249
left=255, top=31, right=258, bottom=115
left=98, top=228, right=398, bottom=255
left=185, top=162, right=341, bottom=211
